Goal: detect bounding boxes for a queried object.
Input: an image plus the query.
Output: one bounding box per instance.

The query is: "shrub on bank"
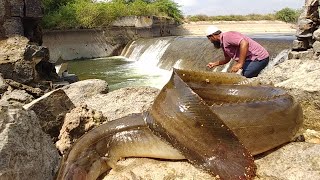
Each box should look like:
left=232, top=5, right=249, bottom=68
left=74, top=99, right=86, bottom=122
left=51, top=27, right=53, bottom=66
left=41, top=0, right=182, bottom=29
left=275, top=7, right=301, bottom=23
left=186, top=7, right=300, bottom=23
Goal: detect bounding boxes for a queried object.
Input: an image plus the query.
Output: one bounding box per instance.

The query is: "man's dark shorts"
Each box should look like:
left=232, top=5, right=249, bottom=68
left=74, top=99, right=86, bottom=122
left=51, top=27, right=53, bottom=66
left=242, top=57, right=269, bottom=78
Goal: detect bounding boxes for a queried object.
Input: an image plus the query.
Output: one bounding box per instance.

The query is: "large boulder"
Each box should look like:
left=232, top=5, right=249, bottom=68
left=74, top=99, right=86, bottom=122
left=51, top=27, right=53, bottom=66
left=0, top=0, right=43, bottom=44
left=0, top=106, right=60, bottom=180
left=23, top=89, right=75, bottom=141
left=0, top=36, right=56, bottom=85
left=85, top=86, right=159, bottom=121
left=56, top=104, right=106, bottom=154
left=61, top=79, right=109, bottom=106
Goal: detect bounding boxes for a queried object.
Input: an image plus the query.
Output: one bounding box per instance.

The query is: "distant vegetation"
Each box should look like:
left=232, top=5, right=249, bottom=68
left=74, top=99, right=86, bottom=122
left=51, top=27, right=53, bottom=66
left=186, top=8, right=301, bottom=23
left=41, top=0, right=183, bottom=29
left=41, top=0, right=301, bottom=30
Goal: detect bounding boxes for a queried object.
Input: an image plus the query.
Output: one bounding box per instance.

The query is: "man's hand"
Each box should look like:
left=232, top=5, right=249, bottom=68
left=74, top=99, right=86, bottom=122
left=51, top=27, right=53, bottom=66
left=231, top=63, right=243, bottom=73
left=207, top=61, right=219, bottom=69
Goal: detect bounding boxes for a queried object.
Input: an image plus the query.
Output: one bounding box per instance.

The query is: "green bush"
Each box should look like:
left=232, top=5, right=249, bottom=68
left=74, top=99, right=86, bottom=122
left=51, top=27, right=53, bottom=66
left=186, top=8, right=299, bottom=23
left=41, top=0, right=183, bottom=29
left=275, top=7, right=300, bottom=23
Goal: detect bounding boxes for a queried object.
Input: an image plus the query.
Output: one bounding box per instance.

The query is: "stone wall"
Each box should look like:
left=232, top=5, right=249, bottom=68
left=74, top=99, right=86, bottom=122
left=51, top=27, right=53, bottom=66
left=289, top=0, right=320, bottom=59
left=0, top=0, right=43, bottom=45
left=43, top=16, right=177, bottom=62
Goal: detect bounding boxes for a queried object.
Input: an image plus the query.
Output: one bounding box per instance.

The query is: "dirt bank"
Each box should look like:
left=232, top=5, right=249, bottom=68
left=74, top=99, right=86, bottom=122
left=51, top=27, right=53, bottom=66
left=174, top=20, right=297, bottom=35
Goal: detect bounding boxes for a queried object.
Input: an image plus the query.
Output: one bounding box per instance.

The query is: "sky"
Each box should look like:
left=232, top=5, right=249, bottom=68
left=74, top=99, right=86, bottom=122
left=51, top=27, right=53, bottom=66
left=173, top=0, right=305, bottom=16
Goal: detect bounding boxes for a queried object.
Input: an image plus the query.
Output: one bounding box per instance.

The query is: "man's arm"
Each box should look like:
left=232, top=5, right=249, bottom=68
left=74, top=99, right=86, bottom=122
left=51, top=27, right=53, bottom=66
left=207, top=56, right=231, bottom=68
left=231, top=39, right=249, bottom=72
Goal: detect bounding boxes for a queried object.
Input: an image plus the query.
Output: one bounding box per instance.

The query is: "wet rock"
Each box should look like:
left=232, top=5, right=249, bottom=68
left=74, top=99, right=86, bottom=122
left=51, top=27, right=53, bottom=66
left=61, top=79, right=109, bottom=106
left=23, top=89, right=75, bottom=141
left=0, top=106, right=60, bottom=180
left=56, top=104, right=106, bottom=154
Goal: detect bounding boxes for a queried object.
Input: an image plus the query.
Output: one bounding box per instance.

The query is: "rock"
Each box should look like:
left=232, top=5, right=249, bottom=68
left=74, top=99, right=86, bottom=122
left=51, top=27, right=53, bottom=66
left=24, top=0, right=43, bottom=18
left=0, top=89, right=34, bottom=107
left=5, top=79, right=44, bottom=97
left=0, top=73, right=8, bottom=93
left=303, top=129, right=320, bottom=144
left=12, top=60, right=35, bottom=83
left=313, top=41, right=320, bottom=53
left=0, top=106, right=60, bottom=180
left=256, top=59, right=320, bottom=84
left=313, top=29, right=320, bottom=41
left=104, top=158, right=215, bottom=180
left=23, top=89, right=75, bottom=141
left=255, top=142, right=320, bottom=180
left=292, top=39, right=309, bottom=50
left=1, top=0, right=43, bottom=43
left=296, top=0, right=318, bottom=38
left=61, top=79, right=109, bottom=106
left=56, top=104, right=106, bottom=155
left=24, top=44, right=49, bottom=63
left=3, top=17, right=24, bottom=37
left=287, top=49, right=313, bottom=59
left=0, top=36, right=34, bottom=83
left=102, top=142, right=320, bottom=180
left=0, top=36, right=29, bottom=64
left=85, top=86, right=159, bottom=121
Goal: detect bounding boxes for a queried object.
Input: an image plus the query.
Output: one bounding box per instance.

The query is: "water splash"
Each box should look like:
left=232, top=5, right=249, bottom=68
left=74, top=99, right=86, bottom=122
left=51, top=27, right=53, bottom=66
left=264, top=49, right=290, bottom=71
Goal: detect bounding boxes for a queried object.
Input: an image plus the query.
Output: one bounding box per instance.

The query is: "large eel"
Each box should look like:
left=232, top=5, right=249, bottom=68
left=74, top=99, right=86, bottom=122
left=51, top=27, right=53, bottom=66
left=56, top=68, right=303, bottom=180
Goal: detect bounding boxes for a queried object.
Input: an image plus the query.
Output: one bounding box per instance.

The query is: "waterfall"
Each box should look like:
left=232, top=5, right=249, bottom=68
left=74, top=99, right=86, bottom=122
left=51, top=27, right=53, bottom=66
left=122, top=38, right=172, bottom=62
left=121, top=35, right=294, bottom=72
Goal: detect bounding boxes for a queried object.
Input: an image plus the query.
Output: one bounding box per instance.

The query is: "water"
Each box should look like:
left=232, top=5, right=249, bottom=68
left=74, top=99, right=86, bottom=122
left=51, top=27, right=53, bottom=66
left=68, top=56, right=172, bottom=91
left=67, top=35, right=294, bottom=91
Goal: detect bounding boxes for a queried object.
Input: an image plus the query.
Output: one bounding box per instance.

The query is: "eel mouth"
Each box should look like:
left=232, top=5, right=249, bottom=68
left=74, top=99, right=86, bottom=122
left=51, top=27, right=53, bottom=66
left=57, top=68, right=303, bottom=180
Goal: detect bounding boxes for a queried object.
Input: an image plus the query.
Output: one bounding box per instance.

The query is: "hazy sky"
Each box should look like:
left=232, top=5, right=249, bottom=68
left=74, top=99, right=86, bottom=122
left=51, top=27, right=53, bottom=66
left=173, top=0, right=305, bottom=16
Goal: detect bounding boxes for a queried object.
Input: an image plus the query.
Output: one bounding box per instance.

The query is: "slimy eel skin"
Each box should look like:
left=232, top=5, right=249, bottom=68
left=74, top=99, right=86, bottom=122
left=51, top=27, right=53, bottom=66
left=56, top=69, right=303, bottom=180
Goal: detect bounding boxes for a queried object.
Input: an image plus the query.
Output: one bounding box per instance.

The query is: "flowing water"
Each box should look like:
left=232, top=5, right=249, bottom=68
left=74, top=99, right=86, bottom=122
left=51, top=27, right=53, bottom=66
left=68, top=34, right=295, bottom=91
